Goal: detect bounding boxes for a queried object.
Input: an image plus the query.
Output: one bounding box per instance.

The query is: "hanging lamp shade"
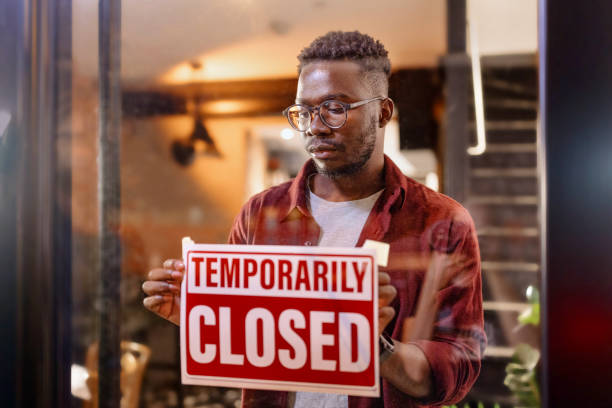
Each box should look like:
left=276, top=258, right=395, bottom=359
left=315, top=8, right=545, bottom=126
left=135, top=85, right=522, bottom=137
left=191, top=117, right=222, bottom=158
left=171, top=116, right=222, bottom=166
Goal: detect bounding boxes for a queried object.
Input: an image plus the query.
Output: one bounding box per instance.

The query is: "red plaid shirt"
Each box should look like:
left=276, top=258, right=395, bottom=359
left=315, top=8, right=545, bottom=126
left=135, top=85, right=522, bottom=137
left=228, top=156, right=486, bottom=408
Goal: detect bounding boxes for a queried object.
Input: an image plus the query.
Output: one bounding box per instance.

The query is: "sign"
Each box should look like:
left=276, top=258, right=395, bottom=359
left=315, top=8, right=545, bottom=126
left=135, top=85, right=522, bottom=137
left=180, top=239, right=380, bottom=396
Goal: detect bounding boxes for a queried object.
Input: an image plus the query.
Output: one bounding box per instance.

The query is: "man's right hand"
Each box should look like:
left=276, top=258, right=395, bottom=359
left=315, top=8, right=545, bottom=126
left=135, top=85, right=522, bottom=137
left=142, top=259, right=184, bottom=326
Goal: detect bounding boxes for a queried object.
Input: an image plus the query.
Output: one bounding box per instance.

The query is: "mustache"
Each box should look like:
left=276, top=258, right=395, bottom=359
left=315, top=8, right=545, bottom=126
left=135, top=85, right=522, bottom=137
left=306, top=141, right=346, bottom=153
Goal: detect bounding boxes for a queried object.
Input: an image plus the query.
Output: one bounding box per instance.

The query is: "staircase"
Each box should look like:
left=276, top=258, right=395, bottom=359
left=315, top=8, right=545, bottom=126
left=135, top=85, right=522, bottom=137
left=464, top=65, right=541, bottom=407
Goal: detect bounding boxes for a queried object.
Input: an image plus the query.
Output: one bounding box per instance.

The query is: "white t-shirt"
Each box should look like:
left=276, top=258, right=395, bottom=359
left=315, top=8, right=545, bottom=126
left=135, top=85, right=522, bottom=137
left=308, top=187, right=383, bottom=248
left=292, top=187, right=383, bottom=408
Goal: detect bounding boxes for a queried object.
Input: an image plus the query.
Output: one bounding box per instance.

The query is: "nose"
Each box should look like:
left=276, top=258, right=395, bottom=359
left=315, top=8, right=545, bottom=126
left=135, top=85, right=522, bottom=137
left=307, top=108, right=331, bottom=137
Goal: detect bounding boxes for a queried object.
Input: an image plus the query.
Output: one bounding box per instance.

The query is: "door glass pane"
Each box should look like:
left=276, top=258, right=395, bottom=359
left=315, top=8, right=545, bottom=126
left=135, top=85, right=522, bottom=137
left=68, top=1, right=541, bottom=407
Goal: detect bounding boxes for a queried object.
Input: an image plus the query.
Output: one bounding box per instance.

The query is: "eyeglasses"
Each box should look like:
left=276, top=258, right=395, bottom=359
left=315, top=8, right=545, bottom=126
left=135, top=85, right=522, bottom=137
left=282, top=96, right=385, bottom=132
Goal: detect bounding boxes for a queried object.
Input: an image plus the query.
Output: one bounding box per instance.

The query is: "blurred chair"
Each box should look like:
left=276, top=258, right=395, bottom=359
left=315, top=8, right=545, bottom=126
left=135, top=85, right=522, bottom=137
left=83, top=341, right=151, bottom=408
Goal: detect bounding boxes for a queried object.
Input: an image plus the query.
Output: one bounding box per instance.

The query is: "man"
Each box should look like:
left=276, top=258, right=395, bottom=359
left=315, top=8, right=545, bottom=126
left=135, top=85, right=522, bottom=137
left=143, top=31, right=485, bottom=407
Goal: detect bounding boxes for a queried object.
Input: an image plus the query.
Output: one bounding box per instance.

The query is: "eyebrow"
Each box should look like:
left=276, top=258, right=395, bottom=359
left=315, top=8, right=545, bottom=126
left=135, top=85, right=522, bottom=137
left=295, top=93, right=350, bottom=104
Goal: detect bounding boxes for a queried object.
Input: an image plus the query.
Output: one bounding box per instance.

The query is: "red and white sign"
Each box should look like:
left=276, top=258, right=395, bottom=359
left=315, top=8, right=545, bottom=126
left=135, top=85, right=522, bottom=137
left=180, top=240, right=380, bottom=396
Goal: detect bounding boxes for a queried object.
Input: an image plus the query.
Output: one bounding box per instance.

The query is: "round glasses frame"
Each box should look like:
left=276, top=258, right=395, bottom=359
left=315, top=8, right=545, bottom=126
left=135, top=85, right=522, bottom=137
left=282, top=96, right=385, bottom=132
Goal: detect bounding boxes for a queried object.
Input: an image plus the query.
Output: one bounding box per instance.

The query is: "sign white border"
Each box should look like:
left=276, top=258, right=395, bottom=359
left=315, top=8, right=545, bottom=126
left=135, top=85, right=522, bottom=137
left=180, top=241, right=380, bottom=396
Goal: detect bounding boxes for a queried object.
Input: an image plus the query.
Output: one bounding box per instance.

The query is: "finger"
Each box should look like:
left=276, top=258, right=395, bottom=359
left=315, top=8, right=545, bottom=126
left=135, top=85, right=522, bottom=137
left=170, top=269, right=184, bottom=282
left=143, top=295, right=164, bottom=311
left=379, top=306, right=396, bottom=332
left=379, top=306, right=396, bottom=320
left=163, top=259, right=185, bottom=271
left=142, top=280, right=180, bottom=296
left=378, top=271, right=391, bottom=285
left=147, top=268, right=173, bottom=281
left=147, top=268, right=184, bottom=283
left=379, top=284, right=397, bottom=307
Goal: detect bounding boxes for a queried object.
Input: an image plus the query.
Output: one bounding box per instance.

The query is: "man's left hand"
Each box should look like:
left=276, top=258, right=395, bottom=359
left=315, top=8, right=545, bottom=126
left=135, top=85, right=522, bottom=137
left=378, top=271, right=397, bottom=336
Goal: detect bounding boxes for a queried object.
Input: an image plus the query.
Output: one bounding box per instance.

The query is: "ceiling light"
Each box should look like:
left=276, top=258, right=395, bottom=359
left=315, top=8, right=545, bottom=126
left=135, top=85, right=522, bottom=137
left=281, top=128, right=295, bottom=140
left=171, top=117, right=222, bottom=166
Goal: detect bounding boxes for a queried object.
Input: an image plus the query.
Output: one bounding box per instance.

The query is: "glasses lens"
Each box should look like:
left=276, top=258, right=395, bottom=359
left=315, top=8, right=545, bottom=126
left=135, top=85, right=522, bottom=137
left=320, top=100, right=347, bottom=128
left=287, top=105, right=310, bottom=131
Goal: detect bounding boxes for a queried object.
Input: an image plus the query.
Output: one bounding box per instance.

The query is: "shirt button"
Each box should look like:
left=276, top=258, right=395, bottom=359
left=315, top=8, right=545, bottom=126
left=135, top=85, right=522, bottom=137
left=304, top=241, right=312, bottom=246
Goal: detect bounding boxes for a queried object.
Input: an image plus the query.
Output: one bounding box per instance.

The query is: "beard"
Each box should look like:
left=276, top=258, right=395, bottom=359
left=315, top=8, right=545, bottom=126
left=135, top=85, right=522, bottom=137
left=314, top=116, right=378, bottom=179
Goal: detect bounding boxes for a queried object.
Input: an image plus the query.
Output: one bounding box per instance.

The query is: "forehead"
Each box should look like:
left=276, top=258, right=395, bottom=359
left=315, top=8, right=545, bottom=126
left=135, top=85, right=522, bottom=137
left=296, top=60, right=370, bottom=103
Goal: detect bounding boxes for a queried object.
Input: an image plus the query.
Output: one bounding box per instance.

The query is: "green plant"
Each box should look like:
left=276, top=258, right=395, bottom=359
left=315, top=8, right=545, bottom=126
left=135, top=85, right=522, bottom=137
left=504, top=344, right=540, bottom=407
left=518, top=285, right=540, bottom=326
left=441, top=402, right=495, bottom=408
left=442, top=288, right=541, bottom=408
left=503, top=285, right=541, bottom=408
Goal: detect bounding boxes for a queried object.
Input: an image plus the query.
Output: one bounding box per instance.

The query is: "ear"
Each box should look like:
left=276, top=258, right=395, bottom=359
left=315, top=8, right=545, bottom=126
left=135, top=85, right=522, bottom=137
left=379, top=98, right=394, bottom=128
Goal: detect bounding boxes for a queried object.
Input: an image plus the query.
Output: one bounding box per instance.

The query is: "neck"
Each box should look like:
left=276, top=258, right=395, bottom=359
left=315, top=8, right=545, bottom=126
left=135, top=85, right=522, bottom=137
left=310, top=158, right=385, bottom=202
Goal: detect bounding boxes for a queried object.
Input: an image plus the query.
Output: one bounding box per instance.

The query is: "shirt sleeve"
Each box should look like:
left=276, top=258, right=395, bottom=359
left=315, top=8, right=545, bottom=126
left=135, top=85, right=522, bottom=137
left=227, top=199, right=253, bottom=245
left=410, top=211, right=486, bottom=405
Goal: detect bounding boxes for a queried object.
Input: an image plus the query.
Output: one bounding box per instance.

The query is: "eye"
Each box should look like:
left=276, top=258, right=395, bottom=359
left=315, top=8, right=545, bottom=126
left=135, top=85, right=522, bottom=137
left=288, top=106, right=309, bottom=118
left=322, top=101, right=345, bottom=115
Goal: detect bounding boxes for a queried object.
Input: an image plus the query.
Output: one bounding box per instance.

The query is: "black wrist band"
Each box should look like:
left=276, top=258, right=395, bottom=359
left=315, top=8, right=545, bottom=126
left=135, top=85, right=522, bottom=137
left=379, top=333, right=395, bottom=363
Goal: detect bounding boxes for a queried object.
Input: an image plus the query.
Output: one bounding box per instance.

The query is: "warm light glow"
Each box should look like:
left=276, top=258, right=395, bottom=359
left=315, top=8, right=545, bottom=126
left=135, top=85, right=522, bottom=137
left=159, top=32, right=304, bottom=84
left=203, top=100, right=246, bottom=115
left=281, top=128, right=295, bottom=140
left=71, top=364, right=92, bottom=401
left=161, top=58, right=253, bottom=84
left=383, top=119, right=417, bottom=176
left=468, top=0, right=538, bottom=55
left=200, top=99, right=266, bottom=115
left=425, top=172, right=439, bottom=192
left=467, top=2, right=487, bottom=156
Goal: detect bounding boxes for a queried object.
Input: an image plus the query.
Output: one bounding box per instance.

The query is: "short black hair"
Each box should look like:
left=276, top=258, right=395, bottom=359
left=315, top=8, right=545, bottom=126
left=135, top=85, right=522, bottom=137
left=297, top=31, right=391, bottom=95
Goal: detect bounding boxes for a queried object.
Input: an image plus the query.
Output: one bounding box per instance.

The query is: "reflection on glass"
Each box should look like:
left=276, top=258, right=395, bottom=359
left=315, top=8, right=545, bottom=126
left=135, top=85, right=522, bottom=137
left=68, top=1, right=540, bottom=407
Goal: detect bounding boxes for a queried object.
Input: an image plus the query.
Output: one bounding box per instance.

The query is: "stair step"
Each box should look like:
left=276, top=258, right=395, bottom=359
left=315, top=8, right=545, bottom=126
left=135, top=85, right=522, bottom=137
left=485, top=143, right=537, bottom=153
left=467, top=203, right=538, bottom=228
left=482, top=98, right=538, bottom=110
left=482, top=85, right=538, bottom=102
left=471, top=151, right=536, bottom=168
left=469, top=120, right=537, bottom=131
left=481, top=261, right=540, bottom=272
left=484, top=346, right=515, bottom=358
left=470, top=176, right=537, bottom=196
left=470, top=105, right=538, bottom=121
left=479, top=235, right=540, bottom=263
left=472, top=167, right=537, bottom=177
left=470, top=358, right=516, bottom=406
left=482, top=269, right=540, bottom=303
left=477, top=227, right=539, bottom=237
left=483, top=78, right=538, bottom=96
left=483, top=129, right=536, bottom=144
left=468, top=195, right=538, bottom=205
left=483, top=301, right=530, bottom=312
left=483, top=65, right=538, bottom=83
left=483, top=308, right=540, bottom=349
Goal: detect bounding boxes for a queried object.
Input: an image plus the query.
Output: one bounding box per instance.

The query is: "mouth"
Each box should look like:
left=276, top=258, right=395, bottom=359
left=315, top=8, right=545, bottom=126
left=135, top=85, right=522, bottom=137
left=308, top=144, right=339, bottom=160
